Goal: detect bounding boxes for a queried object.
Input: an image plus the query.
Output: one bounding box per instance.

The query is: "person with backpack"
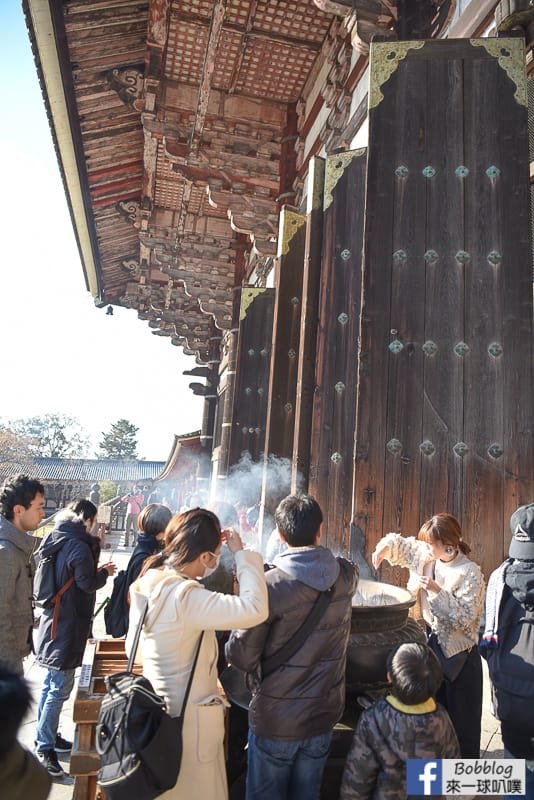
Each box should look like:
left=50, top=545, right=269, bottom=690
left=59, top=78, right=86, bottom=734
left=126, top=507, right=268, bottom=800
left=225, top=494, right=358, bottom=800
left=34, top=500, right=116, bottom=778
left=480, top=503, right=534, bottom=800
left=104, top=503, right=172, bottom=638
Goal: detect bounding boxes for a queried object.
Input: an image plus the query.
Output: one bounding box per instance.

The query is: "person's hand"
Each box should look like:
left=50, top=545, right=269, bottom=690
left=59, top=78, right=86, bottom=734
left=371, top=543, right=390, bottom=569
left=221, top=528, right=243, bottom=554
left=414, top=574, right=440, bottom=594
left=101, top=561, right=117, bottom=576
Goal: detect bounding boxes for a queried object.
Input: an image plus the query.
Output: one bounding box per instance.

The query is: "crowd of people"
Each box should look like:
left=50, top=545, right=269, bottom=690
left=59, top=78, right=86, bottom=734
left=0, top=473, right=533, bottom=800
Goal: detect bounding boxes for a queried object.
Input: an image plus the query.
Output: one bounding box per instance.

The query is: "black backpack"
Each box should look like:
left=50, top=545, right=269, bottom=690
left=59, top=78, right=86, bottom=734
left=96, top=600, right=203, bottom=800
left=104, top=552, right=146, bottom=638
left=34, top=539, right=72, bottom=608
left=104, top=570, right=130, bottom=638
left=484, top=588, right=534, bottom=731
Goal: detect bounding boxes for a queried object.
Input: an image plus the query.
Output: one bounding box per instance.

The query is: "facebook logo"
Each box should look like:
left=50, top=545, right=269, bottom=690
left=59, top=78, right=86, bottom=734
left=406, top=759, right=443, bottom=795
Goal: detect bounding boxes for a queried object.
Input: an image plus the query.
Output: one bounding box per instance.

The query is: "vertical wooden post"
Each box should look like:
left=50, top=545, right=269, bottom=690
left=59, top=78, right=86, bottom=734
left=260, top=207, right=306, bottom=541
left=292, top=157, right=326, bottom=493
left=214, top=286, right=242, bottom=494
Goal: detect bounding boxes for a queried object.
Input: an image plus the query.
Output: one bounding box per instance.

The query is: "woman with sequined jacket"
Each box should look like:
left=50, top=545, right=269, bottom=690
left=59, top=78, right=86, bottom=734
left=372, top=513, right=485, bottom=758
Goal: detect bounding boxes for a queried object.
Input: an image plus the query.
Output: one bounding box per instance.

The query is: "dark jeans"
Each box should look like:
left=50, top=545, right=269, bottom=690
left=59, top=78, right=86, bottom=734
left=436, top=645, right=482, bottom=758
left=36, top=667, right=76, bottom=752
left=246, top=730, right=332, bottom=800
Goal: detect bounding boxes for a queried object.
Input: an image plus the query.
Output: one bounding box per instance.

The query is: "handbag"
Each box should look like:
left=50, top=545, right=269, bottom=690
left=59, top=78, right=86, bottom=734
left=96, top=599, right=204, bottom=800
left=220, top=585, right=334, bottom=709
left=427, top=632, right=468, bottom=682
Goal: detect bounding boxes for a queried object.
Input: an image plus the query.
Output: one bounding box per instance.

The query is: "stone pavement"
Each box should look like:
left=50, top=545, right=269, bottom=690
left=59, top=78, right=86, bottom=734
left=18, top=531, right=504, bottom=800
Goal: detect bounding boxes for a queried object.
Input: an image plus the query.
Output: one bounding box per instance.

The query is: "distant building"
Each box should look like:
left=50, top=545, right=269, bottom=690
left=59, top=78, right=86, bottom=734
left=0, top=432, right=201, bottom=517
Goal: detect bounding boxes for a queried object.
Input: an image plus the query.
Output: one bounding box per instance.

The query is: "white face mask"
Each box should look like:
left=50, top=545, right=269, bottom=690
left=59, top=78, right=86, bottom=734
left=201, top=551, right=221, bottom=579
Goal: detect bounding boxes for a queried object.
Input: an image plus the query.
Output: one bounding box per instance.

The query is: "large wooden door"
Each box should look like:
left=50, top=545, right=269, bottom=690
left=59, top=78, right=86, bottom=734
left=353, top=38, right=534, bottom=579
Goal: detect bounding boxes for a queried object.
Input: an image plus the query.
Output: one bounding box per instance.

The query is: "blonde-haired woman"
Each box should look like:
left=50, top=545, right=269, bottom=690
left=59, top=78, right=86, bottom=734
left=372, top=513, right=485, bottom=758
left=126, top=508, right=268, bottom=800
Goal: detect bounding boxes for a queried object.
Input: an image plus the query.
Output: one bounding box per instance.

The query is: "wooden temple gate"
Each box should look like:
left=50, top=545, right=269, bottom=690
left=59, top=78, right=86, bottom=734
left=24, top=1, right=534, bottom=582
left=218, top=37, right=534, bottom=580
left=22, top=6, right=534, bottom=799
left=354, top=37, right=534, bottom=581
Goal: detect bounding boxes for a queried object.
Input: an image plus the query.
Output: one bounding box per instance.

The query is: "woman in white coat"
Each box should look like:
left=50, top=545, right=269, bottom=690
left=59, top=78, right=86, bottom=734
left=126, top=508, right=268, bottom=800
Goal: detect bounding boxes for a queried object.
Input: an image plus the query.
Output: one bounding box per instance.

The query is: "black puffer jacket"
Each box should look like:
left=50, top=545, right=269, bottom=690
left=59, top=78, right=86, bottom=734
left=226, top=546, right=358, bottom=740
left=36, top=511, right=111, bottom=670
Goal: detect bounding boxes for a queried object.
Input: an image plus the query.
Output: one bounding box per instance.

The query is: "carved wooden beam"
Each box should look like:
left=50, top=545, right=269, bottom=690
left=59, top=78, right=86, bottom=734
left=495, top=0, right=534, bottom=32
left=190, top=0, right=227, bottom=153
left=147, top=0, right=171, bottom=79
left=313, top=0, right=455, bottom=53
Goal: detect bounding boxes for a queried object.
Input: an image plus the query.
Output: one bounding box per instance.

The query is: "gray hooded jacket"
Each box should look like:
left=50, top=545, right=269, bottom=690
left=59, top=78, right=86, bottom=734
left=0, top=516, right=39, bottom=672
left=226, top=545, right=358, bottom=740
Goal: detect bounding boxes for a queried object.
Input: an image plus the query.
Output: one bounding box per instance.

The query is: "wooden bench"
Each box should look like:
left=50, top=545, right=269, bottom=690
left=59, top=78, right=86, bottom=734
left=71, top=638, right=139, bottom=800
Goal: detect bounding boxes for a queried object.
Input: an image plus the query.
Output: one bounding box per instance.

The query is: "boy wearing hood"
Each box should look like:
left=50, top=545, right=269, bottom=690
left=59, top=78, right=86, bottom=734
left=34, top=500, right=116, bottom=778
left=480, top=503, right=534, bottom=800
left=226, top=494, right=358, bottom=800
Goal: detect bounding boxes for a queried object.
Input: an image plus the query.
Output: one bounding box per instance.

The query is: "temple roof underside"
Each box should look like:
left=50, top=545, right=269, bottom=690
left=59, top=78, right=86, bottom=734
left=25, top=0, right=455, bottom=362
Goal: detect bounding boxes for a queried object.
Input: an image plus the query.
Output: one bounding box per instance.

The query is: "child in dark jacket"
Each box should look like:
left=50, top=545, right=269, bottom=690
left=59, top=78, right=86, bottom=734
left=340, top=642, right=460, bottom=800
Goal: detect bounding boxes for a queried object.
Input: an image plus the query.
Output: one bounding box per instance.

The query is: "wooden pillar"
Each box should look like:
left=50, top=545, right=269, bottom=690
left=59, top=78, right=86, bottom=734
left=215, top=287, right=242, bottom=489
left=292, top=157, right=326, bottom=492
left=353, top=37, right=533, bottom=580
left=259, top=207, right=307, bottom=539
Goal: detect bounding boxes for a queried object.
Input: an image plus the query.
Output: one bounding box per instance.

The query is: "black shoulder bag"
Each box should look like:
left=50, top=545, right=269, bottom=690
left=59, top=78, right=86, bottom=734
left=96, top=600, right=204, bottom=800
left=220, top=586, right=334, bottom=709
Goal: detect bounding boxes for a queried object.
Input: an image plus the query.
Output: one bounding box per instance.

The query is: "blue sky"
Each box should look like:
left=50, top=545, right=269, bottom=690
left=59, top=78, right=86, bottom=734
left=0, top=4, right=204, bottom=461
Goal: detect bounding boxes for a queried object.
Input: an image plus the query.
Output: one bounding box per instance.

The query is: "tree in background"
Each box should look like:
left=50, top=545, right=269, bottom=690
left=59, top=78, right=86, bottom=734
left=9, top=413, right=90, bottom=458
left=0, top=423, right=34, bottom=468
left=98, top=419, right=139, bottom=459
left=98, top=480, right=120, bottom=504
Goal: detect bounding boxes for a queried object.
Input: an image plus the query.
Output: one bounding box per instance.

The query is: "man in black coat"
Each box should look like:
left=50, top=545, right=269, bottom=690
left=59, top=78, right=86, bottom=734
left=34, top=500, right=116, bottom=778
